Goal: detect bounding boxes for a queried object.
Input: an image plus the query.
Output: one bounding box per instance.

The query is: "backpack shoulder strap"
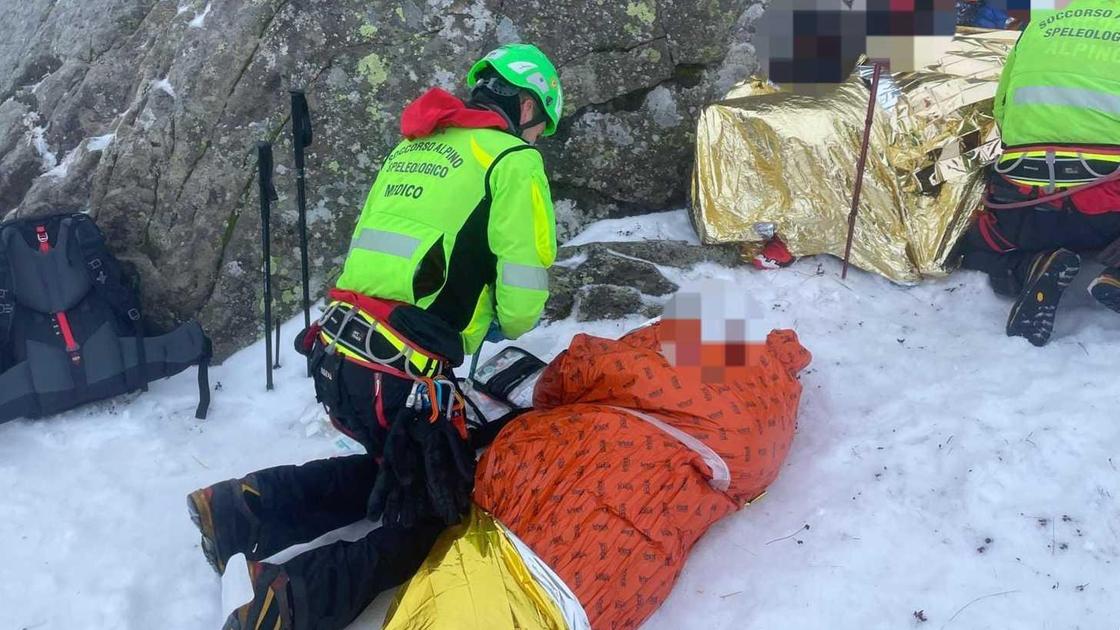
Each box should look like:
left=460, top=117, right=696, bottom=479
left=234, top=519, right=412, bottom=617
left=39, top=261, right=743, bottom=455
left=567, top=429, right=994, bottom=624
left=66, top=213, right=148, bottom=391
left=0, top=223, right=14, bottom=351
left=66, top=214, right=143, bottom=323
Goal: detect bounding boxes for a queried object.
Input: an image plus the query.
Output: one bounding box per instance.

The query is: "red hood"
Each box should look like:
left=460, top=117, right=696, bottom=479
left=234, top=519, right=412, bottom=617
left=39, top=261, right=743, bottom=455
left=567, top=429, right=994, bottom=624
left=399, top=88, right=508, bottom=140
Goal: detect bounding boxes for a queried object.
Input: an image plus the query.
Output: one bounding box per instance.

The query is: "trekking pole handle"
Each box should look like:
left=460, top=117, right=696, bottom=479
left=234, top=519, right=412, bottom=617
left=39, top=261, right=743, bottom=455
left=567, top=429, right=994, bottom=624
left=273, top=317, right=282, bottom=369
left=258, top=141, right=277, bottom=391
left=290, top=89, right=314, bottom=378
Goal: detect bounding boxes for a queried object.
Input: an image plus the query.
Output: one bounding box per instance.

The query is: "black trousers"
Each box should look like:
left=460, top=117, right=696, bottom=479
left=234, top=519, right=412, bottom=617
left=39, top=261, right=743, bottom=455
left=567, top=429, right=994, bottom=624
left=248, top=346, right=442, bottom=630
left=308, top=344, right=414, bottom=455
left=245, top=455, right=442, bottom=630
left=959, top=175, right=1120, bottom=295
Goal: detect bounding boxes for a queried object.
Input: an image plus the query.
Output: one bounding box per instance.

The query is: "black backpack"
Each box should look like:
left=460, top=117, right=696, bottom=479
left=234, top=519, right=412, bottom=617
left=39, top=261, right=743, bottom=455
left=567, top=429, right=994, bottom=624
left=0, top=212, right=211, bottom=422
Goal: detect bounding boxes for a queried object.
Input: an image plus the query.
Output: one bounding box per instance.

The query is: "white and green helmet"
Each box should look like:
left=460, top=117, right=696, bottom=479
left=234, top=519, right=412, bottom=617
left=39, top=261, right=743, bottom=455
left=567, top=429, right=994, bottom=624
left=466, top=43, right=563, bottom=137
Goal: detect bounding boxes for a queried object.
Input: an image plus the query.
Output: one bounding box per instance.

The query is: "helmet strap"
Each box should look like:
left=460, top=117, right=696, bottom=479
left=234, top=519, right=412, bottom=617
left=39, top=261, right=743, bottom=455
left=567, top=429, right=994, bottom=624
left=468, top=82, right=523, bottom=137
left=469, top=97, right=521, bottom=136
left=522, top=107, right=548, bottom=133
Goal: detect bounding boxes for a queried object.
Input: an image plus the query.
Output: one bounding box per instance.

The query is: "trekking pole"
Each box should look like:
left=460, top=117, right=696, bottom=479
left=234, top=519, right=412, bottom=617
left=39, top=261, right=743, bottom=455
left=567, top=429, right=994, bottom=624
left=258, top=141, right=279, bottom=391
left=273, top=317, right=282, bottom=370
left=841, top=61, right=883, bottom=280
left=290, top=89, right=314, bottom=377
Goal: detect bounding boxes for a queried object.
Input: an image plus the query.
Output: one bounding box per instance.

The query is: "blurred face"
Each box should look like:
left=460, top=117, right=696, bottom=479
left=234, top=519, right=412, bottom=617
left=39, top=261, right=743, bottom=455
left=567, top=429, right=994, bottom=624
left=519, top=97, right=546, bottom=144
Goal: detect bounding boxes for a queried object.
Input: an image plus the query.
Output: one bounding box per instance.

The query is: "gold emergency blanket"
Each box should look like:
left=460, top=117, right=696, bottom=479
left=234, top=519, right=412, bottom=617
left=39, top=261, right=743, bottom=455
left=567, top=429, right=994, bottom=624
left=691, top=29, right=1020, bottom=283
left=382, top=505, right=585, bottom=630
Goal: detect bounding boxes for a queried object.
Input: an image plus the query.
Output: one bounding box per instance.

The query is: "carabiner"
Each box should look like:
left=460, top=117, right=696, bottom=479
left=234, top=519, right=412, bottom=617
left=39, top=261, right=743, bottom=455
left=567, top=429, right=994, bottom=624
left=993, top=153, right=1024, bottom=174
left=1078, top=153, right=1111, bottom=179
left=426, top=379, right=441, bottom=422
left=324, top=306, right=359, bottom=356
left=364, top=320, right=406, bottom=367
left=433, top=379, right=455, bottom=422
left=405, top=380, right=422, bottom=410
left=316, top=302, right=339, bottom=327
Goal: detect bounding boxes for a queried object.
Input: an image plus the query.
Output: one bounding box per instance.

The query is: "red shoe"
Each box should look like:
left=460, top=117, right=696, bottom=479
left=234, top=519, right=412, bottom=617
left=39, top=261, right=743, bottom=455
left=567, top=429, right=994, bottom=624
left=752, top=237, right=795, bottom=270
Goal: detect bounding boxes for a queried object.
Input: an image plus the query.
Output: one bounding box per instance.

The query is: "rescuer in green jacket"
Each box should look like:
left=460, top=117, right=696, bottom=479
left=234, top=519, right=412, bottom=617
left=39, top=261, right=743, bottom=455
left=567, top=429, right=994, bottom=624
left=187, top=43, right=563, bottom=630
left=957, top=0, right=1120, bottom=346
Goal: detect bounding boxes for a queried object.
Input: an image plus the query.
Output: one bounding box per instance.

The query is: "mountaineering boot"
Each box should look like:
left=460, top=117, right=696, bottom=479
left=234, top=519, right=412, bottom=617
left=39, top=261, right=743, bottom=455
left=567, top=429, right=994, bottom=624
left=223, top=561, right=294, bottom=630
left=1006, top=249, right=1081, bottom=347
left=187, top=476, right=263, bottom=574
left=1089, top=269, right=1120, bottom=314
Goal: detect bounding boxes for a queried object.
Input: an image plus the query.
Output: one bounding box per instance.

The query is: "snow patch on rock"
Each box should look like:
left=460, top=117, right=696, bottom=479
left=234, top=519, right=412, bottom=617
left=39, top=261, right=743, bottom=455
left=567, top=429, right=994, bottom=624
left=643, top=85, right=683, bottom=128
left=151, top=78, right=177, bottom=99
left=553, top=251, right=589, bottom=269
left=189, top=3, right=212, bottom=28
left=87, top=133, right=116, bottom=152
left=29, top=126, right=57, bottom=171
left=44, top=144, right=82, bottom=179
left=565, top=209, right=699, bottom=246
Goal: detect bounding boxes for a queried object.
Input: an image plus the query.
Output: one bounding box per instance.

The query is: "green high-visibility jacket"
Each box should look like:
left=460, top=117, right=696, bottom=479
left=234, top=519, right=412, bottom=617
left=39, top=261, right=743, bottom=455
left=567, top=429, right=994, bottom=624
left=994, top=0, right=1120, bottom=149
left=337, top=124, right=556, bottom=356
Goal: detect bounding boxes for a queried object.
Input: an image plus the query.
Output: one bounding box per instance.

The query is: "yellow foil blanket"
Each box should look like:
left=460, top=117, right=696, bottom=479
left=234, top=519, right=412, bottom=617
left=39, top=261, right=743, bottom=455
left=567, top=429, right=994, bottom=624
left=691, top=29, right=1020, bottom=283
left=382, top=506, right=589, bottom=630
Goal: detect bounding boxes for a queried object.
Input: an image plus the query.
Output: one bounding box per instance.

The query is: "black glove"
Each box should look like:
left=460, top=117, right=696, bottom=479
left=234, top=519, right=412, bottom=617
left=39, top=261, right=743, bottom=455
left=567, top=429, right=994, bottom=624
left=366, top=407, right=429, bottom=528
left=368, top=402, right=475, bottom=526
left=406, top=412, right=476, bottom=525
left=366, top=471, right=429, bottom=529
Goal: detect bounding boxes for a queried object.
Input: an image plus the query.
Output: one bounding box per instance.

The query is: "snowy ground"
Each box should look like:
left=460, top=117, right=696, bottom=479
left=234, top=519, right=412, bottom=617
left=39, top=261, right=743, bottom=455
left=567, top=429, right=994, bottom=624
left=2, top=209, right=1119, bottom=630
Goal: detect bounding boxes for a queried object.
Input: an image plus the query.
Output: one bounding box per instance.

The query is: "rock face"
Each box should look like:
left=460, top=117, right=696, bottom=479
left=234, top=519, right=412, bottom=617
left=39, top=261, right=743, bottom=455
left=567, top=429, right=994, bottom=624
left=0, top=0, right=763, bottom=358
left=546, top=240, right=743, bottom=321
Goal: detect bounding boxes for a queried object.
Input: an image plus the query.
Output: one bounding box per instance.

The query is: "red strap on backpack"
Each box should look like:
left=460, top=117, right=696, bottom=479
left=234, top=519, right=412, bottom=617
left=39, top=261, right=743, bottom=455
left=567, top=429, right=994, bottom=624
left=35, top=226, right=50, bottom=252
left=35, top=224, right=82, bottom=363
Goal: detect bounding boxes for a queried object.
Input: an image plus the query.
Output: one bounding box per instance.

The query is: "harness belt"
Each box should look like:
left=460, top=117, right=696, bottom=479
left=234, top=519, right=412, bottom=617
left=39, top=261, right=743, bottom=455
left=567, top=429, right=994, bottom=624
left=997, top=149, right=1120, bottom=192
left=317, top=300, right=445, bottom=379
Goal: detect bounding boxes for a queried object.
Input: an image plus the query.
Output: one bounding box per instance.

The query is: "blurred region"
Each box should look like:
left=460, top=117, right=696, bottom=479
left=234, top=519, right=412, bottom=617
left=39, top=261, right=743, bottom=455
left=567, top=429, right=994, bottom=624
left=751, top=0, right=1060, bottom=93
left=659, top=279, right=769, bottom=381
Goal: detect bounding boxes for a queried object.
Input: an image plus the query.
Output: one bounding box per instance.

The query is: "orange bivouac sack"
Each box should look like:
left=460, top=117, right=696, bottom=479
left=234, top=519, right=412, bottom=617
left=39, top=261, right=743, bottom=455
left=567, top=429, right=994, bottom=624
left=383, top=322, right=812, bottom=630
